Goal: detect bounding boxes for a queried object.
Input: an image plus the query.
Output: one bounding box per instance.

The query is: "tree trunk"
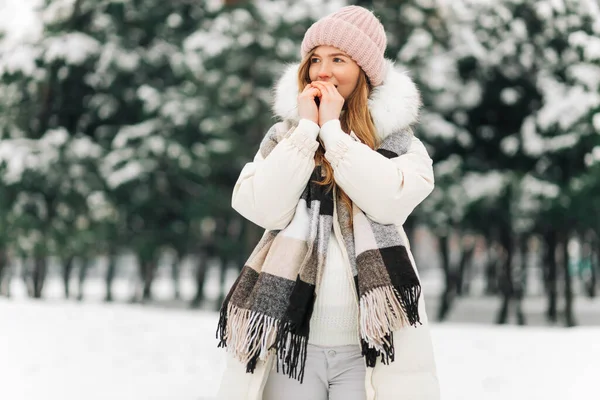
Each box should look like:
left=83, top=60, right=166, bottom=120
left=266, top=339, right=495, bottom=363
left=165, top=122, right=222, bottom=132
left=456, top=240, right=475, bottom=297
left=171, top=252, right=181, bottom=301
left=190, top=251, right=209, bottom=309
left=544, top=230, right=558, bottom=324
left=105, top=252, right=117, bottom=302
left=32, top=256, right=47, bottom=299
left=590, top=250, right=597, bottom=298
left=484, top=242, right=499, bottom=295
left=591, top=237, right=599, bottom=298
left=584, top=234, right=596, bottom=298
left=0, top=249, right=9, bottom=297
left=404, top=216, right=416, bottom=248
left=62, top=256, right=75, bottom=299
left=141, top=259, right=157, bottom=302
left=216, top=256, right=232, bottom=311
left=561, top=235, right=576, bottom=327
left=514, top=235, right=527, bottom=326
left=437, top=234, right=455, bottom=321
left=240, top=222, right=262, bottom=272
left=130, top=253, right=157, bottom=304
left=461, top=239, right=476, bottom=296
left=25, top=259, right=35, bottom=298
left=76, top=258, right=90, bottom=301
left=496, top=229, right=514, bottom=325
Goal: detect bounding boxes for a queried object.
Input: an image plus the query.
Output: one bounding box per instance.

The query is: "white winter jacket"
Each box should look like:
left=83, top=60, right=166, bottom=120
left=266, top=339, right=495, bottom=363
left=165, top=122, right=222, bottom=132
left=216, top=60, right=440, bottom=400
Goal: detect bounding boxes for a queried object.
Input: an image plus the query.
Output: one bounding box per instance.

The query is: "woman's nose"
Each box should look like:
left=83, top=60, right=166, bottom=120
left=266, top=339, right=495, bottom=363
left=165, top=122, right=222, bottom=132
left=317, top=63, right=332, bottom=79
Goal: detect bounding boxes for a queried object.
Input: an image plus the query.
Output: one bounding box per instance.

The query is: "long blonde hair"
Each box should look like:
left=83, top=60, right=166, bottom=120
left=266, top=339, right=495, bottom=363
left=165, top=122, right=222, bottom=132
left=297, top=48, right=379, bottom=222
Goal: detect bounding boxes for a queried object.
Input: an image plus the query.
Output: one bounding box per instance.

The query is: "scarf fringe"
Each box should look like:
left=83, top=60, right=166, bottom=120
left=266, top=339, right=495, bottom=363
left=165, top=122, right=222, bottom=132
left=216, top=303, right=308, bottom=380
left=397, top=284, right=422, bottom=326
left=216, top=301, right=228, bottom=348
left=216, top=303, right=278, bottom=371
left=361, top=332, right=395, bottom=367
left=273, top=320, right=309, bottom=383
left=359, top=284, right=422, bottom=353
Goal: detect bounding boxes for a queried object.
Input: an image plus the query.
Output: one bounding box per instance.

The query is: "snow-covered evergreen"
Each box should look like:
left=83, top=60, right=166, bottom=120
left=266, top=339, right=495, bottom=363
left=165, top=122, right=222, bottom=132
left=0, top=0, right=598, bottom=306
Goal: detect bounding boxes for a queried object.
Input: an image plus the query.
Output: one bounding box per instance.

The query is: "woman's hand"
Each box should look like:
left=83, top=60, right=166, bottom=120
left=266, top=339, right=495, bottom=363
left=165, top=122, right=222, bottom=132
left=310, top=81, right=344, bottom=127
left=297, top=84, right=321, bottom=125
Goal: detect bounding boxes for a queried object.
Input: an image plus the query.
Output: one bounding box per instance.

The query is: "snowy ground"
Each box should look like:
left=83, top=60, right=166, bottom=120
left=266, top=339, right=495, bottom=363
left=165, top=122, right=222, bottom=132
left=2, top=297, right=599, bottom=400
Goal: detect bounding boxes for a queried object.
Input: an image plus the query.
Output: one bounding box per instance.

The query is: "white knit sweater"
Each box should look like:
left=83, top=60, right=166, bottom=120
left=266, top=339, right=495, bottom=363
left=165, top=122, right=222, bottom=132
left=308, top=234, right=360, bottom=346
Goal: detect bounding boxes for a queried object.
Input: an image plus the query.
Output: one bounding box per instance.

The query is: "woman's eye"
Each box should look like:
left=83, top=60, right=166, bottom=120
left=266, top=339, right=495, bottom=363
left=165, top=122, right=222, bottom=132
left=310, top=58, right=320, bottom=63
left=333, top=58, right=344, bottom=63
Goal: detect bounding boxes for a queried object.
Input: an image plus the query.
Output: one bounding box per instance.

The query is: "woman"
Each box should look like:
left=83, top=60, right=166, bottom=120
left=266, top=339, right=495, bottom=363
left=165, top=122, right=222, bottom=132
left=216, top=5, right=439, bottom=400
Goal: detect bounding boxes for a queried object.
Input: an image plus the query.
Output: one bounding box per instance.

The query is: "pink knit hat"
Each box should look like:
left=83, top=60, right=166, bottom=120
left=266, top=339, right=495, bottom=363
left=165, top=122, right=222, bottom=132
left=301, top=6, right=387, bottom=86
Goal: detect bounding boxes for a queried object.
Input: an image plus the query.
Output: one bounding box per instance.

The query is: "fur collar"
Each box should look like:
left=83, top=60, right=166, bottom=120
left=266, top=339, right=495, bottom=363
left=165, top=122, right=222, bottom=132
left=272, top=59, right=422, bottom=140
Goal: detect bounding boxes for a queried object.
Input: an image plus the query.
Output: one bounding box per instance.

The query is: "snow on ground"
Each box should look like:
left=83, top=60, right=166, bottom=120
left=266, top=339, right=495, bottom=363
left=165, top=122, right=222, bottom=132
left=2, top=298, right=599, bottom=400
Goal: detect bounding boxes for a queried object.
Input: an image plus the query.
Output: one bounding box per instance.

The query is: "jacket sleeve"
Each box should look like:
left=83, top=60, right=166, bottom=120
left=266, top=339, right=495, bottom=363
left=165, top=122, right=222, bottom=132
left=231, top=119, right=320, bottom=230
left=319, top=119, right=434, bottom=226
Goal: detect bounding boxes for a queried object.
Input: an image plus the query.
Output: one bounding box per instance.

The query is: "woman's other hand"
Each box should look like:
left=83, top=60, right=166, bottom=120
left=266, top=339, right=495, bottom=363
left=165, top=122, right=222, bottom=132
left=310, top=81, right=344, bottom=127
left=297, top=84, right=321, bottom=125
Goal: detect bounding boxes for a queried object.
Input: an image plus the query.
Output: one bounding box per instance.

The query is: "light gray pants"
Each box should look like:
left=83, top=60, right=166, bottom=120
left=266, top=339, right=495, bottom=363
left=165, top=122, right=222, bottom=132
left=263, top=344, right=366, bottom=400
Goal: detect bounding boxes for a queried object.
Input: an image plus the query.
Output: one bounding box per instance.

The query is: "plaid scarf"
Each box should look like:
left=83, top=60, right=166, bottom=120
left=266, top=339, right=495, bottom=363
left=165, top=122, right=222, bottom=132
left=217, top=123, right=422, bottom=383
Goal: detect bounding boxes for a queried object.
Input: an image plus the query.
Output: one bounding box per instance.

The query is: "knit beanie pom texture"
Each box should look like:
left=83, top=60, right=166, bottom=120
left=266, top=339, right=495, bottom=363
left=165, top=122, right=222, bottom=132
left=301, top=6, right=387, bottom=86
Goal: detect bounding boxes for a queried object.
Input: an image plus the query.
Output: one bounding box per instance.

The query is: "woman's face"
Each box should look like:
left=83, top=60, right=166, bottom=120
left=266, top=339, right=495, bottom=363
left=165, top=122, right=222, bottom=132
left=308, top=45, right=361, bottom=100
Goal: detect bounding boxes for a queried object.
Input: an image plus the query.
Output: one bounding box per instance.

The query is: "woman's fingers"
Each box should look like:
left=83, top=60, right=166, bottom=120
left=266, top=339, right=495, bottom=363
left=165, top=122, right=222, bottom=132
left=311, top=81, right=337, bottom=94
left=297, top=84, right=321, bottom=124
left=310, top=82, right=330, bottom=101
left=301, top=85, right=321, bottom=98
left=311, top=82, right=340, bottom=101
left=309, top=81, right=344, bottom=126
left=302, top=83, right=315, bottom=93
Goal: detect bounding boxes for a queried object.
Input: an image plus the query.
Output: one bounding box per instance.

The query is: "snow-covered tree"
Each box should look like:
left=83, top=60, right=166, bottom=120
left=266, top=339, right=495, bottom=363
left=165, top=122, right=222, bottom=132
left=422, top=0, right=600, bottom=325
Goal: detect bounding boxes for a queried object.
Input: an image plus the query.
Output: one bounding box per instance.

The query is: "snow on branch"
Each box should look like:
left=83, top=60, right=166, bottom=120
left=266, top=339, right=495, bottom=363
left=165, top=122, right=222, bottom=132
left=43, top=32, right=101, bottom=65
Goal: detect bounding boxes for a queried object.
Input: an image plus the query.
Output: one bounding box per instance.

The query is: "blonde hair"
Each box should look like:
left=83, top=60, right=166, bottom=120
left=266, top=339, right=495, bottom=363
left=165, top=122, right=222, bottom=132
left=297, top=48, right=379, bottom=223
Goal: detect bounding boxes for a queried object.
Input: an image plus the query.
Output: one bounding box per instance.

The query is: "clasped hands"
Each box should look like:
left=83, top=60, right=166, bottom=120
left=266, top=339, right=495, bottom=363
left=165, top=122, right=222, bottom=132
left=297, top=81, right=344, bottom=128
